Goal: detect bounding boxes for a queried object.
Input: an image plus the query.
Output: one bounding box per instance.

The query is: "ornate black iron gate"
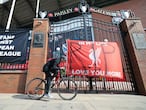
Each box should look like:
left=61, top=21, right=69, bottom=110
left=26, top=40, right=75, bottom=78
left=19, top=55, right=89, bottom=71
left=49, top=14, right=136, bottom=94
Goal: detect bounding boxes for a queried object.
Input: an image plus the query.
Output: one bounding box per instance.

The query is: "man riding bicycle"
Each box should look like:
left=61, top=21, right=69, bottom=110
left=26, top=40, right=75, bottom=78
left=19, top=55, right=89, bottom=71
left=43, top=47, right=61, bottom=98
left=26, top=46, right=77, bottom=100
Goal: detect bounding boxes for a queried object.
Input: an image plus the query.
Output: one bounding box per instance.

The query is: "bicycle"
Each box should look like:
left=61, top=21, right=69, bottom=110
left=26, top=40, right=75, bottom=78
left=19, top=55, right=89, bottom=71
left=26, top=67, right=77, bottom=100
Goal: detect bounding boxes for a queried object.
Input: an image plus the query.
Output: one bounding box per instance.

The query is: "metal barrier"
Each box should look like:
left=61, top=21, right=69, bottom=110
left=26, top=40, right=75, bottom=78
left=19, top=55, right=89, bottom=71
left=49, top=15, right=136, bottom=94
left=71, top=76, right=135, bottom=93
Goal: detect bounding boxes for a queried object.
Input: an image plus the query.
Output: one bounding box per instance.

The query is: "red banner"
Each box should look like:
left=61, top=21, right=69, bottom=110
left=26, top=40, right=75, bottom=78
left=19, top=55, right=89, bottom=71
left=66, top=40, right=125, bottom=80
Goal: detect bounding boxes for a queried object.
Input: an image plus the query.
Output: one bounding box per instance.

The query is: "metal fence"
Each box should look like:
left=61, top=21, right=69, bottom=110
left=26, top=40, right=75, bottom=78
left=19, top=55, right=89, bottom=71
left=50, top=14, right=136, bottom=94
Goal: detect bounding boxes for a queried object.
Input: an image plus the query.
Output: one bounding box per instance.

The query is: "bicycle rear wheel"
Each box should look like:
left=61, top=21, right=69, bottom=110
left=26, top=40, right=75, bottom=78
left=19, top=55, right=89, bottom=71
left=58, top=77, right=77, bottom=100
left=26, top=78, right=46, bottom=100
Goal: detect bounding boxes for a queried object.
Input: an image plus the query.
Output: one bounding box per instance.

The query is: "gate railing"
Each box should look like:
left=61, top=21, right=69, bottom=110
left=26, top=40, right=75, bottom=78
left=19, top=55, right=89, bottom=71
left=50, top=15, right=136, bottom=93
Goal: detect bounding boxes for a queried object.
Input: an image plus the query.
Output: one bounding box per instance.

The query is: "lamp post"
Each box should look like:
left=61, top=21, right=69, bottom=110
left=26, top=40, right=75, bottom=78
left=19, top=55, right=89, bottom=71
left=79, top=0, right=89, bottom=41
left=36, top=0, right=40, bottom=18
left=6, top=0, right=16, bottom=31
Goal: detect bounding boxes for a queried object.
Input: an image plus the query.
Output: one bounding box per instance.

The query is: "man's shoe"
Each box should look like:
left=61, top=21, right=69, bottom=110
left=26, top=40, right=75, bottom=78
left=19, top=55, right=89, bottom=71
left=48, top=93, right=53, bottom=98
left=44, top=94, right=53, bottom=99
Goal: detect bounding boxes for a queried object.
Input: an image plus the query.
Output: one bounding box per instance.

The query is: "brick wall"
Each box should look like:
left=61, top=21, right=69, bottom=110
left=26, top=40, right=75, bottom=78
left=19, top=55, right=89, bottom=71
left=25, top=18, right=49, bottom=90
left=120, top=19, right=146, bottom=95
left=0, top=71, right=26, bottom=93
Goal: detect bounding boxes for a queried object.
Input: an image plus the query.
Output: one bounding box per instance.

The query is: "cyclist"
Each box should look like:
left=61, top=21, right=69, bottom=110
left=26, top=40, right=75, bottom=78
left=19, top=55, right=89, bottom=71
left=43, top=47, right=60, bottom=98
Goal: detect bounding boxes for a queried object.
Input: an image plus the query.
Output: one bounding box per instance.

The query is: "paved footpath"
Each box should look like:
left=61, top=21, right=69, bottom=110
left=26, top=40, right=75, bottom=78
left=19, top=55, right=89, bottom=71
left=0, top=93, right=146, bottom=110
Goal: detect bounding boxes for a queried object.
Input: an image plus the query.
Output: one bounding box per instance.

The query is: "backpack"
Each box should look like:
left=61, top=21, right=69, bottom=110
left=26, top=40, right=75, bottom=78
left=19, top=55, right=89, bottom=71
left=43, top=63, right=49, bottom=72
left=43, top=58, right=58, bottom=73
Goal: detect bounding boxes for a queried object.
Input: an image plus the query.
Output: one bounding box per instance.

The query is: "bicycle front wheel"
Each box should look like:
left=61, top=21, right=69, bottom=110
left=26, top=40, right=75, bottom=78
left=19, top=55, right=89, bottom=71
left=58, top=77, right=77, bottom=100
left=26, top=78, right=46, bottom=100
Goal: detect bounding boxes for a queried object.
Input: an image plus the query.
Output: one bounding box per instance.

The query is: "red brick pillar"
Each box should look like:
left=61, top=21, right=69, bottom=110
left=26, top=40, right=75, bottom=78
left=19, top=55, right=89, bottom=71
left=120, top=18, right=146, bottom=95
left=25, top=18, right=49, bottom=86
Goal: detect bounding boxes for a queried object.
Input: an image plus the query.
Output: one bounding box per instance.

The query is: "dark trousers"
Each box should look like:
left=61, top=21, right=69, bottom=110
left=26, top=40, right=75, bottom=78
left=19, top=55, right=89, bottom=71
left=45, top=73, right=54, bottom=94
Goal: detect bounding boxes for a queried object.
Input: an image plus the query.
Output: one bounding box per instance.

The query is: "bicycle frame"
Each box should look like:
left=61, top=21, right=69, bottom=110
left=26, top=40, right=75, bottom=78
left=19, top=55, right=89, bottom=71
left=26, top=64, right=77, bottom=100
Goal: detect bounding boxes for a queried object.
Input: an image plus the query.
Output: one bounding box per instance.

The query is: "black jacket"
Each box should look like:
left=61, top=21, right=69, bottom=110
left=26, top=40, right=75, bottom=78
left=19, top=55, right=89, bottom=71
left=43, top=58, right=59, bottom=74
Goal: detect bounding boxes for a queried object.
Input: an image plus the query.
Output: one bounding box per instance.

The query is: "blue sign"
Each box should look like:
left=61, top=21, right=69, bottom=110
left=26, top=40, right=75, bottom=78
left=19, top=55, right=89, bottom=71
left=0, top=30, right=30, bottom=64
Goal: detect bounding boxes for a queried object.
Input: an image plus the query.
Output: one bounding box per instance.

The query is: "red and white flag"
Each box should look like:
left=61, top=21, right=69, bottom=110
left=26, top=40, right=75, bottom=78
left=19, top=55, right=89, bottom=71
left=66, top=40, right=125, bottom=81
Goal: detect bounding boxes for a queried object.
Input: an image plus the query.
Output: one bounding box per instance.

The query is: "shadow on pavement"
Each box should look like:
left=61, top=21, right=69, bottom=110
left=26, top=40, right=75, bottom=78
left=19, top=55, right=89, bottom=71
left=12, top=94, right=30, bottom=100
left=12, top=94, right=61, bottom=101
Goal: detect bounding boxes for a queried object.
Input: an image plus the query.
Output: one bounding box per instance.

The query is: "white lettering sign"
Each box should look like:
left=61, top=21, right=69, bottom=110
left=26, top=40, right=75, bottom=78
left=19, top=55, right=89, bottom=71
left=54, top=8, right=73, bottom=17
left=0, top=34, right=22, bottom=57
left=0, top=40, right=13, bottom=44
left=71, top=69, right=121, bottom=78
left=0, top=35, right=15, bottom=40
left=0, top=45, right=14, bottom=50
left=0, top=51, right=21, bottom=56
